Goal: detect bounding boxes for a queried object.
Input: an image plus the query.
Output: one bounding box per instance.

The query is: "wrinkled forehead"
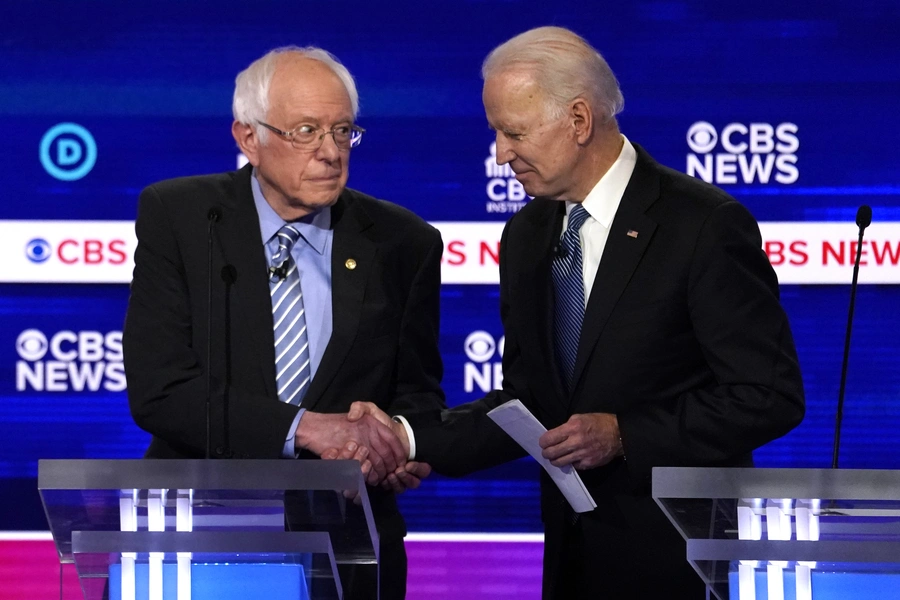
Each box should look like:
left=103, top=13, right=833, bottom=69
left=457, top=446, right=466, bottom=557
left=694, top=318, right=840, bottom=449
left=268, top=56, right=353, bottom=121
left=483, top=70, right=552, bottom=127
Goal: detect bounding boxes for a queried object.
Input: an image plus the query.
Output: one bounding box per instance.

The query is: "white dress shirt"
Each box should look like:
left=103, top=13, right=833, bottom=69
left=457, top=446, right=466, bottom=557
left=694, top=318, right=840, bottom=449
left=561, top=135, right=637, bottom=304
left=402, top=137, right=637, bottom=460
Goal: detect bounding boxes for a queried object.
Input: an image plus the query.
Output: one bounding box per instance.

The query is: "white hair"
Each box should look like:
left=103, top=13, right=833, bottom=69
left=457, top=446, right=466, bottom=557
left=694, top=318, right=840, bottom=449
left=482, top=26, right=624, bottom=122
left=232, top=45, right=359, bottom=144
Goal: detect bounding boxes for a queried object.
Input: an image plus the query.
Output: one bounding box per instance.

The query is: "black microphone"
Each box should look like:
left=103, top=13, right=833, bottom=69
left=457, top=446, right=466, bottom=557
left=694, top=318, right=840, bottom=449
left=268, top=262, right=289, bottom=281
left=221, top=264, right=237, bottom=285
left=832, top=205, right=872, bottom=469
left=554, top=243, right=568, bottom=259
left=205, top=207, right=221, bottom=460
left=856, top=204, right=873, bottom=230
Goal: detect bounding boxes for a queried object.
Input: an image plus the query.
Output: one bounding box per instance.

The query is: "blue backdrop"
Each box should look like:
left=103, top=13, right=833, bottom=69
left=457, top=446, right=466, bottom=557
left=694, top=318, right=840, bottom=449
left=2, top=0, right=899, bottom=533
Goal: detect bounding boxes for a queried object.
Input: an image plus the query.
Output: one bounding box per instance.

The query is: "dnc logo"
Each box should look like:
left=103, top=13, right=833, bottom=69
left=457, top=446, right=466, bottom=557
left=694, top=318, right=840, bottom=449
left=39, top=123, right=97, bottom=181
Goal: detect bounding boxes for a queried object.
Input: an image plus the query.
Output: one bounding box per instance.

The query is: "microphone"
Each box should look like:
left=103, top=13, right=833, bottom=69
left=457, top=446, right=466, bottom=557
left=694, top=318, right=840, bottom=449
left=221, top=264, right=237, bottom=285
left=856, top=204, right=873, bottom=230
left=269, top=262, right=289, bottom=281
left=832, top=205, right=872, bottom=469
left=205, top=207, right=221, bottom=459
left=554, top=243, right=568, bottom=259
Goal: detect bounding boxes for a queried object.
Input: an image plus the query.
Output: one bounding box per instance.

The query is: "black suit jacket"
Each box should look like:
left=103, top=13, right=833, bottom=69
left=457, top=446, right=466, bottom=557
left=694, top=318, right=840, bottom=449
left=123, top=164, right=446, bottom=542
left=414, top=145, right=805, bottom=597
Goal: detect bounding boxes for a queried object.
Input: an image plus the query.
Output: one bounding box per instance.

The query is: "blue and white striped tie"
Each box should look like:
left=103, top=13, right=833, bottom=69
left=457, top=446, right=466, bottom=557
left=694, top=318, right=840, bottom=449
left=551, top=204, right=591, bottom=392
left=269, top=225, right=311, bottom=406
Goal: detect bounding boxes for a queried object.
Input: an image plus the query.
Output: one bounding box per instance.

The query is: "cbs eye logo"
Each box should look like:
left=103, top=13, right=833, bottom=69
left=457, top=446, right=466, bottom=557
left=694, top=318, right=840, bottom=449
left=39, top=123, right=97, bottom=181
left=686, top=122, right=718, bottom=154
left=464, top=331, right=505, bottom=363
left=25, top=238, right=52, bottom=264
left=16, top=329, right=49, bottom=361
left=463, top=330, right=505, bottom=393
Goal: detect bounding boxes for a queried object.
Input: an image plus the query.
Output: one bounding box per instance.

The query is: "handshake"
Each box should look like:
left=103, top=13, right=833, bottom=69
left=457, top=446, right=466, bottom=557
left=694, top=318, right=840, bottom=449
left=295, top=401, right=431, bottom=494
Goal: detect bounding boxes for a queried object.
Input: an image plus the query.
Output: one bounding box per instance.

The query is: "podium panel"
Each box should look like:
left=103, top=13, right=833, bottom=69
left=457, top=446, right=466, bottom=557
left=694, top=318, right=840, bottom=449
left=38, top=459, right=378, bottom=600
left=653, top=467, right=900, bottom=600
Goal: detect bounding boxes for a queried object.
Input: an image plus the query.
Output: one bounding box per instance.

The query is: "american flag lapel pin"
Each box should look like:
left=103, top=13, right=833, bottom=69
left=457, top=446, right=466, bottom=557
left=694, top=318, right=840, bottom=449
left=626, top=229, right=639, bottom=238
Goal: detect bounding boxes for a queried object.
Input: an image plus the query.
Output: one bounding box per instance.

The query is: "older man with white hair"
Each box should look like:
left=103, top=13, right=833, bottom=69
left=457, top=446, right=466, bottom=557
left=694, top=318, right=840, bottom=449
left=351, top=26, right=805, bottom=599
left=123, top=46, right=444, bottom=600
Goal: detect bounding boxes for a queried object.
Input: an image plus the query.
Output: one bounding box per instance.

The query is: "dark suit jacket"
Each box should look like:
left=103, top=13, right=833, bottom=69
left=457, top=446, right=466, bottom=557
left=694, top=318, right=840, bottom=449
left=123, top=163, right=446, bottom=542
left=413, top=145, right=805, bottom=598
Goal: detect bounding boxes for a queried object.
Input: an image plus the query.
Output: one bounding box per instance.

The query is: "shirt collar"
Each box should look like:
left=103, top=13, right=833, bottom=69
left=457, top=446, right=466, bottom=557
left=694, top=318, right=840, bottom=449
left=566, top=134, right=637, bottom=227
left=251, top=169, right=332, bottom=255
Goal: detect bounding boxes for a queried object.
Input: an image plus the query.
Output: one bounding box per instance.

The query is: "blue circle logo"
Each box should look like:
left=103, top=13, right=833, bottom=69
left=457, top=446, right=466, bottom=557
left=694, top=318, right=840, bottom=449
left=39, top=123, right=97, bottom=181
left=26, top=238, right=52, bottom=263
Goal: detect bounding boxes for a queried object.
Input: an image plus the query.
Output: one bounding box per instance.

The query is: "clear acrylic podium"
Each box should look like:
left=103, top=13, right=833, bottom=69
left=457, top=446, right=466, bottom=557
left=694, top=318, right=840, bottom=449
left=653, top=467, right=900, bottom=600
left=38, top=459, right=379, bottom=600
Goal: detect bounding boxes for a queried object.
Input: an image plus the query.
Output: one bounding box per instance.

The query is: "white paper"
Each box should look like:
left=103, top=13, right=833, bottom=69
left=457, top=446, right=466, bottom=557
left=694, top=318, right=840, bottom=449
left=487, top=399, right=597, bottom=513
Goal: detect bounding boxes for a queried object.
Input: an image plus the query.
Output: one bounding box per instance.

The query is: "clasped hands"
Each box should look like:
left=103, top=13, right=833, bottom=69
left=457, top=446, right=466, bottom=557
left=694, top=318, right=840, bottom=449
left=295, top=403, right=428, bottom=495
left=295, top=402, right=623, bottom=501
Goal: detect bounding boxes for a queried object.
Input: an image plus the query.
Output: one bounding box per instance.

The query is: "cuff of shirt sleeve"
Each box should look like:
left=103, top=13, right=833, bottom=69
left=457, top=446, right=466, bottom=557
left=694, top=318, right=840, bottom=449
left=283, top=408, right=306, bottom=458
left=392, top=415, right=416, bottom=461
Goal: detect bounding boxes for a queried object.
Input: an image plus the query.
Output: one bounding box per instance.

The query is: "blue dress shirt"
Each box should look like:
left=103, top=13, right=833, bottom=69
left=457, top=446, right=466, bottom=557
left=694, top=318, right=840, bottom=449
left=251, top=171, right=334, bottom=456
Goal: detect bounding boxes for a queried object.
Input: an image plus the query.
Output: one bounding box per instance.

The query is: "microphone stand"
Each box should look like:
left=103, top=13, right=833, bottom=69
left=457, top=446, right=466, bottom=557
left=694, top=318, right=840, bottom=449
left=205, top=208, right=220, bottom=459
left=220, top=265, right=237, bottom=458
left=831, top=205, right=872, bottom=469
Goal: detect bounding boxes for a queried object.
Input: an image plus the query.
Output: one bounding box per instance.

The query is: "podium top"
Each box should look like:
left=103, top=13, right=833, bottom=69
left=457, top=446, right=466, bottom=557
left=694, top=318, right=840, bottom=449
left=38, top=458, right=364, bottom=490
left=652, top=467, right=900, bottom=600
left=652, top=467, right=900, bottom=501
left=37, top=459, right=378, bottom=567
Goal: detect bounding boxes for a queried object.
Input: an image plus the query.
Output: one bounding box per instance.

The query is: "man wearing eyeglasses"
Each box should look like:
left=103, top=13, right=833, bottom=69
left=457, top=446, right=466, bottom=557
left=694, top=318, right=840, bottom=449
left=123, top=46, right=444, bottom=599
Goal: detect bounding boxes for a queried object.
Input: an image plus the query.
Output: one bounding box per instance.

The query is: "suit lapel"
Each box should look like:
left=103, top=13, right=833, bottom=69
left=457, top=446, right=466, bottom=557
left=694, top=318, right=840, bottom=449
left=570, top=146, right=660, bottom=391
left=517, top=199, right=569, bottom=422
left=301, top=191, right=375, bottom=412
left=215, top=165, right=278, bottom=398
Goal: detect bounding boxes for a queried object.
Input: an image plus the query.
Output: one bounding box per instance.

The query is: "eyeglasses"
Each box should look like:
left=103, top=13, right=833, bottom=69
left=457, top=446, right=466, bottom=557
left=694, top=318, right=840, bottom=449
left=257, top=120, right=365, bottom=151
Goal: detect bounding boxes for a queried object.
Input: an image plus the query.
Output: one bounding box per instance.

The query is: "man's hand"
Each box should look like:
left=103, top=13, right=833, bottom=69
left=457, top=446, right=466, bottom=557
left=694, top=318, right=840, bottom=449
left=296, top=411, right=407, bottom=482
left=381, top=460, right=432, bottom=494
left=539, top=413, right=623, bottom=470
left=344, top=402, right=420, bottom=493
left=321, top=441, right=375, bottom=502
left=346, top=401, right=410, bottom=458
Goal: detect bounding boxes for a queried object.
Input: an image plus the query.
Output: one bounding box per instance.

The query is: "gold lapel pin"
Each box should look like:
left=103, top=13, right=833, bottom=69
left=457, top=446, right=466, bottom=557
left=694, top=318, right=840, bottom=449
left=345, top=258, right=357, bottom=270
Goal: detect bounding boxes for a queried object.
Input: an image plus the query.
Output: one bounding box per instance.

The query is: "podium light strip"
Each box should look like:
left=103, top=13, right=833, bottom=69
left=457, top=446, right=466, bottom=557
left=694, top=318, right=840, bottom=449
left=767, top=563, right=785, bottom=600
left=738, top=563, right=755, bottom=600
left=120, top=491, right=137, bottom=600
left=176, top=489, right=193, bottom=600
left=405, top=533, right=544, bottom=543
left=148, top=489, right=166, bottom=600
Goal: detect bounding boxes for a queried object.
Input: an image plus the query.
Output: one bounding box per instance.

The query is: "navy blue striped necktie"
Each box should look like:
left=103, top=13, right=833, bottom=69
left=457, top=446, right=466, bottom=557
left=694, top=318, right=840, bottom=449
left=269, top=225, right=311, bottom=406
left=551, top=204, right=591, bottom=391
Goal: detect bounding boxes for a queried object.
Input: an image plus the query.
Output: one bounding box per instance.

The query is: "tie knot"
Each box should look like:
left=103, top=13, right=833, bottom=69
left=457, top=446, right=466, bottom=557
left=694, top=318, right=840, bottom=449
left=275, top=224, right=301, bottom=252
left=271, top=225, right=301, bottom=275
left=566, top=204, right=590, bottom=235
